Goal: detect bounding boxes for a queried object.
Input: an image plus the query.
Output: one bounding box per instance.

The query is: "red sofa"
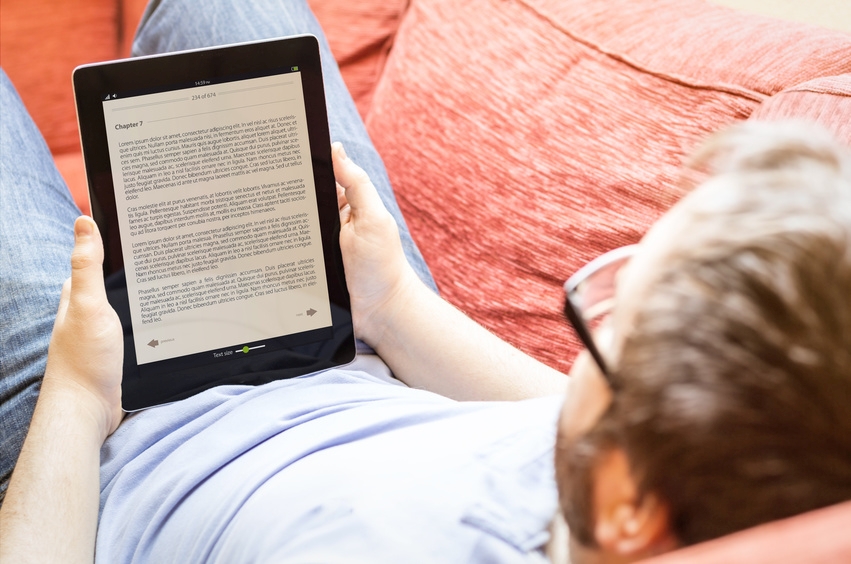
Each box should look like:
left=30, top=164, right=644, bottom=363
left=2, top=0, right=850, bottom=561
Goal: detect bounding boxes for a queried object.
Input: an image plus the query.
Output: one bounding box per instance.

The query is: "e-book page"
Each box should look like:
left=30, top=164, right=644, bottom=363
left=102, top=72, right=332, bottom=365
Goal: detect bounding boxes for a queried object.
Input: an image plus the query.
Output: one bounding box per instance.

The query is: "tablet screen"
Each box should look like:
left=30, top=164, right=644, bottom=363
left=74, top=37, right=355, bottom=410
left=104, top=71, right=333, bottom=365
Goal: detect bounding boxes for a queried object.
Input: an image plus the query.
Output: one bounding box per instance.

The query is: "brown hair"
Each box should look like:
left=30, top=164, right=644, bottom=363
left=558, top=121, right=851, bottom=547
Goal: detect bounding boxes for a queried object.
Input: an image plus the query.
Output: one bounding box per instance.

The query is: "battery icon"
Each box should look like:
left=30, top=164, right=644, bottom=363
left=291, top=66, right=299, bottom=71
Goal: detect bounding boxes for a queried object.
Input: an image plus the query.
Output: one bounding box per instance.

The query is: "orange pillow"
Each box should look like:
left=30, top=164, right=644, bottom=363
left=120, top=0, right=152, bottom=58
left=0, top=0, right=118, bottom=156
left=1, top=0, right=400, bottom=215
left=749, top=74, right=851, bottom=147
left=309, top=0, right=409, bottom=117
left=366, top=0, right=851, bottom=372
left=639, top=499, right=851, bottom=564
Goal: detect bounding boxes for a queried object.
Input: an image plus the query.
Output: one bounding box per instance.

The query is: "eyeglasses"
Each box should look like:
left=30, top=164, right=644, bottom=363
left=563, top=245, right=638, bottom=383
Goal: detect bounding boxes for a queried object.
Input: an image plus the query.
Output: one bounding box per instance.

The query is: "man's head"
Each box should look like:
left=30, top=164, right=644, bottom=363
left=554, top=121, right=851, bottom=562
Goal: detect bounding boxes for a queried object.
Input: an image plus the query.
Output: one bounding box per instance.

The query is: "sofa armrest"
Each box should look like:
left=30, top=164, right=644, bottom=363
left=639, top=500, right=851, bottom=563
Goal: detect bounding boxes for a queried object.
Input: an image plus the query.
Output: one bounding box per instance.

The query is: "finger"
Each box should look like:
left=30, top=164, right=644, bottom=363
left=69, top=216, right=107, bottom=302
left=332, top=142, right=385, bottom=215
left=337, top=182, right=352, bottom=225
left=336, top=181, right=349, bottom=211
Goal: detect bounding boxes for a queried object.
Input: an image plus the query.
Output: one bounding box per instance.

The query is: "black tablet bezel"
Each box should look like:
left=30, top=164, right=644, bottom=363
left=73, top=36, right=355, bottom=411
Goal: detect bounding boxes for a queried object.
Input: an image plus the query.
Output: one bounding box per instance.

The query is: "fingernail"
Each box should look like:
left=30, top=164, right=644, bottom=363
left=75, top=216, right=94, bottom=238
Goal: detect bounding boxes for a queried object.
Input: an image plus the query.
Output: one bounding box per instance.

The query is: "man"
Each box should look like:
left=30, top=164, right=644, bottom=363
left=555, top=123, right=851, bottom=561
left=1, top=2, right=850, bottom=563
left=1, top=2, right=567, bottom=562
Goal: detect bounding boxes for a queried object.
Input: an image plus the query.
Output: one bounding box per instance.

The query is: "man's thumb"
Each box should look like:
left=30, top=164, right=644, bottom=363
left=332, top=143, right=383, bottom=213
left=69, top=216, right=106, bottom=300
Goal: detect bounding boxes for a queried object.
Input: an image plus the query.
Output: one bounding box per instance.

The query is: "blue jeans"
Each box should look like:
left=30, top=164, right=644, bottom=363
left=0, top=0, right=434, bottom=502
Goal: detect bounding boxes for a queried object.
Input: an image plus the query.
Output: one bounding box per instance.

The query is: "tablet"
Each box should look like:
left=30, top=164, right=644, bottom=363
left=73, top=36, right=355, bottom=411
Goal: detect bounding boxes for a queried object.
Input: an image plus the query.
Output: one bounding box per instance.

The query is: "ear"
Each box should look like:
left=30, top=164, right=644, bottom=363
left=592, top=449, right=676, bottom=557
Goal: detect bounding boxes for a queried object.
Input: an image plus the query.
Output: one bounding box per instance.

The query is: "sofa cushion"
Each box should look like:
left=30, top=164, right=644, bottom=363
left=365, top=0, right=851, bottom=372
left=1, top=0, right=403, bottom=214
left=309, top=0, right=409, bottom=117
left=121, top=0, right=152, bottom=58
left=749, top=74, right=851, bottom=146
left=0, top=0, right=119, bottom=157
left=638, top=499, right=851, bottom=563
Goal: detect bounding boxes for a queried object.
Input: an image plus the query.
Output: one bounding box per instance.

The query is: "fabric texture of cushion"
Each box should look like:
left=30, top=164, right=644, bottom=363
left=639, top=498, right=851, bottom=564
left=0, top=0, right=118, bottom=157
left=0, top=0, right=150, bottom=215
left=365, top=0, right=851, bottom=372
left=308, top=0, right=409, bottom=117
left=749, top=74, right=851, bottom=146
left=0, top=0, right=399, bottom=215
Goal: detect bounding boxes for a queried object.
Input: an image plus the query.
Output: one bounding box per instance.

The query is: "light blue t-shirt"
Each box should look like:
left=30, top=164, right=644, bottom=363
left=97, top=355, right=563, bottom=563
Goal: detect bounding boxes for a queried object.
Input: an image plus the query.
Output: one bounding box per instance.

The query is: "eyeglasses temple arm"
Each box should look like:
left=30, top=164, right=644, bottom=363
left=563, top=297, right=611, bottom=381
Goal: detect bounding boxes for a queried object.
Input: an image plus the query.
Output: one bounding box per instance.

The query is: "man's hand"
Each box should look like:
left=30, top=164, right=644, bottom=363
left=332, top=143, right=568, bottom=400
left=44, top=215, right=123, bottom=440
left=333, top=142, right=421, bottom=347
left=0, top=216, right=124, bottom=564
